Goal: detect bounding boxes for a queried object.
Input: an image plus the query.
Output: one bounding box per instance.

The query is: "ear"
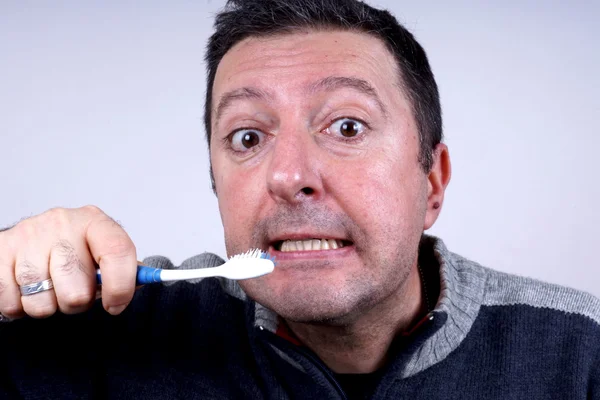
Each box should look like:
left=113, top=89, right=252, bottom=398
left=424, top=143, right=451, bottom=230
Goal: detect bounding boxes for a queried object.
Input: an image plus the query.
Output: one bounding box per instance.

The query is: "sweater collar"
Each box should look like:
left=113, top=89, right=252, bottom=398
left=246, top=234, right=487, bottom=378
left=397, top=235, right=486, bottom=377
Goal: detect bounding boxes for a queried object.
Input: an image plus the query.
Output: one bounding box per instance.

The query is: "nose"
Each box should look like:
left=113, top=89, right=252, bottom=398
left=266, top=131, right=323, bottom=204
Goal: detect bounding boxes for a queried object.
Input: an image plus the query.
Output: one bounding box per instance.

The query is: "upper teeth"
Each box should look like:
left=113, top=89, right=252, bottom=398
left=279, top=239, right=344, bottom=252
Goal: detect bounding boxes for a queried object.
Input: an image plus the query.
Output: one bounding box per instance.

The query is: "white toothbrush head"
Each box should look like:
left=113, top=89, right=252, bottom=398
left=221, top=249, right=276, bottom=280
left=125, top=248, right=277, bottom=284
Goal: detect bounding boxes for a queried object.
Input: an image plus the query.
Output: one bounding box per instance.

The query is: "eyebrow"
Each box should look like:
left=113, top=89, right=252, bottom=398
left=213, top=76, right=388, bottom=127
left=214, top=87, right=272, bottom=126
left=309, top=76, right=389, bottom=118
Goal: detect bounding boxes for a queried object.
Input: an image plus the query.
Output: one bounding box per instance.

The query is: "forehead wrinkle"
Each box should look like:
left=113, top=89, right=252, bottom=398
left=308, top=76, right=390, bottom=119
left=214, top=87, right=273, bottom=127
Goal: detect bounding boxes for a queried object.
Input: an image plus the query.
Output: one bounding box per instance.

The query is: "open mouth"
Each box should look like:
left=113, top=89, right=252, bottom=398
left=272, top=238, right=353, bottom=252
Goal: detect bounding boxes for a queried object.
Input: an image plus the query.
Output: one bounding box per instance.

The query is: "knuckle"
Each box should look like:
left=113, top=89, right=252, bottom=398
left=4, top=215, right=33, bottom=238
left=12, top=211, right=62, bottom=243
left=104, top=285, right=133, bottom=304
left=81, top=204, right=103, bottom=216
left=1, top=227, right=24, bottom=253
left=62, top=291, right=93, bottom=309
left=26, top=303, right=56, bottom=319
left=1, top=302, right=23, bottom=318
left=45, top=207, right=70, bottom=229
left=14, top=219, right=37, bottom=242
left=46, top=207, right=67, bottom=220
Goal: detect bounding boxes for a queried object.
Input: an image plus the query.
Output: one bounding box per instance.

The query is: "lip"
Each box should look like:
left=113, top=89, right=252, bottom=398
left=268, top=232, right=348, bottom=243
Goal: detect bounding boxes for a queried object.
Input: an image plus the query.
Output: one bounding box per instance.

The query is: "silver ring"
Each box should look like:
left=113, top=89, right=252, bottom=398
left=20, top=278, right=54, bottom=296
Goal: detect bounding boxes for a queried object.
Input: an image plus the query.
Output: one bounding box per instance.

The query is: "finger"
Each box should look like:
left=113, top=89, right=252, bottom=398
left=84, top=210, right=137, bottom=315
left=15, top=250, right=57, bottom=319
left=50, top=238, right=96, bottom=315
left=0, top=234, right=24, bottom=319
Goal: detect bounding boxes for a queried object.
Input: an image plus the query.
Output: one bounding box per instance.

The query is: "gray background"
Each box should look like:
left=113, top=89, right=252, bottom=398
left=1, top=1, right=598, bottom=297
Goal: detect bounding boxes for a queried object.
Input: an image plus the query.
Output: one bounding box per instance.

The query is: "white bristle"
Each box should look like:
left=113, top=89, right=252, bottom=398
left=157, top=247, right=275, bottom=282
left=231, top=248, right=264, bottom=260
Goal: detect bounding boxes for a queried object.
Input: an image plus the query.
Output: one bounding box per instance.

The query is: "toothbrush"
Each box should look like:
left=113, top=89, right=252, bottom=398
left=95, top=249, right=276, bottom=285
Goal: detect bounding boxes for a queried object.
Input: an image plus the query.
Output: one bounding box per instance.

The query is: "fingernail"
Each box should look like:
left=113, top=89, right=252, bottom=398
left=106, top=304, right=128, bottom=315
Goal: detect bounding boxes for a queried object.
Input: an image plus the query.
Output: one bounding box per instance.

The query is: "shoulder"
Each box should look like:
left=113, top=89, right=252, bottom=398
left=478, top=265, right=600, bottom=328
left=434, top=236, right=600, bottom=327
left=428, top=236, right=600, bottom=381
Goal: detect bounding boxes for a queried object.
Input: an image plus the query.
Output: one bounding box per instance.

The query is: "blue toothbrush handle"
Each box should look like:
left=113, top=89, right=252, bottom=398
left=96, top=265, right=163, bottom=285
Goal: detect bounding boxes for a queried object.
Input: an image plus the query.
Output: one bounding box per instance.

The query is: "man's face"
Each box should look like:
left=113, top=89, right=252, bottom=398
left=210, top=30, right=431, bottom=323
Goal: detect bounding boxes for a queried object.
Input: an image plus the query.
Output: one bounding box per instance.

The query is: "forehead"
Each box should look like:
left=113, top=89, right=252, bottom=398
left=212, top=29, right=402, bottom=102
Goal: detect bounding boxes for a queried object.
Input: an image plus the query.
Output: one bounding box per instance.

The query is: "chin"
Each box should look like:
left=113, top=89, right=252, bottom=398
left=239, top=270, right=381, bottom=325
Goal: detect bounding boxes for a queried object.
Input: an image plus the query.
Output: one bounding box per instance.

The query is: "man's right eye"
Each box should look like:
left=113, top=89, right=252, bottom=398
left=229, top=129, right=265, bottom=152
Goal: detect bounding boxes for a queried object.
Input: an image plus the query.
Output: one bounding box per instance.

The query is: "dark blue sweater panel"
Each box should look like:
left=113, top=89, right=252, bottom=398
left=0, top=280, right=598, bottom=399
left=0, top=279, right=265, bottom=399
left=375, top=304, right=599, bottom=399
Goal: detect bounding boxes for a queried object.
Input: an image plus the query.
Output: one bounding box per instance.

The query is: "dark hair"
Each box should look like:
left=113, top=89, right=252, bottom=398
left=204, top=0, right=442, bottom=189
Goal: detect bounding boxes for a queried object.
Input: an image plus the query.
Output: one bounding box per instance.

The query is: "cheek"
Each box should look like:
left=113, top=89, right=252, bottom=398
left=214, top=160, right=265, bottom=248
left=338, top=152, right=424, bottom=240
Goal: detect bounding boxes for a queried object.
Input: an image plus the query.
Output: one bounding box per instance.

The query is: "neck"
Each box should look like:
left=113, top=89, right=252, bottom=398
left=285, top=263, right=426, bottom=374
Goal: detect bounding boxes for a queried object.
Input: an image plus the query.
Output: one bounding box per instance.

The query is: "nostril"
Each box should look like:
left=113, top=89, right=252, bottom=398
left=301, top=187, right=314, bottom=195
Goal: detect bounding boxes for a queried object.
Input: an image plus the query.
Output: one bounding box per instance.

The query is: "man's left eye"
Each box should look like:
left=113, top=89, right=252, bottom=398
left=328, top=118, right=366, bottom=138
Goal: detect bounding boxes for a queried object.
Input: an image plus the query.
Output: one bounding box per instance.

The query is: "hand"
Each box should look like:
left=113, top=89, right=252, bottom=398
left=0, top=206, right=138, bottom=320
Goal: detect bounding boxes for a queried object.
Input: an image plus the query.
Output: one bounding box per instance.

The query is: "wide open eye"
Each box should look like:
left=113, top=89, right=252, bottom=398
left=229, top=129, right=265, bottom=152
left=328, top=118, right=366, bottom=138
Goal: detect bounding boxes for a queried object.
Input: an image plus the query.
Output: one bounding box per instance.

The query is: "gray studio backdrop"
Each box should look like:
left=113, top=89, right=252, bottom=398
left=1, top=1, right=598, bottom=297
